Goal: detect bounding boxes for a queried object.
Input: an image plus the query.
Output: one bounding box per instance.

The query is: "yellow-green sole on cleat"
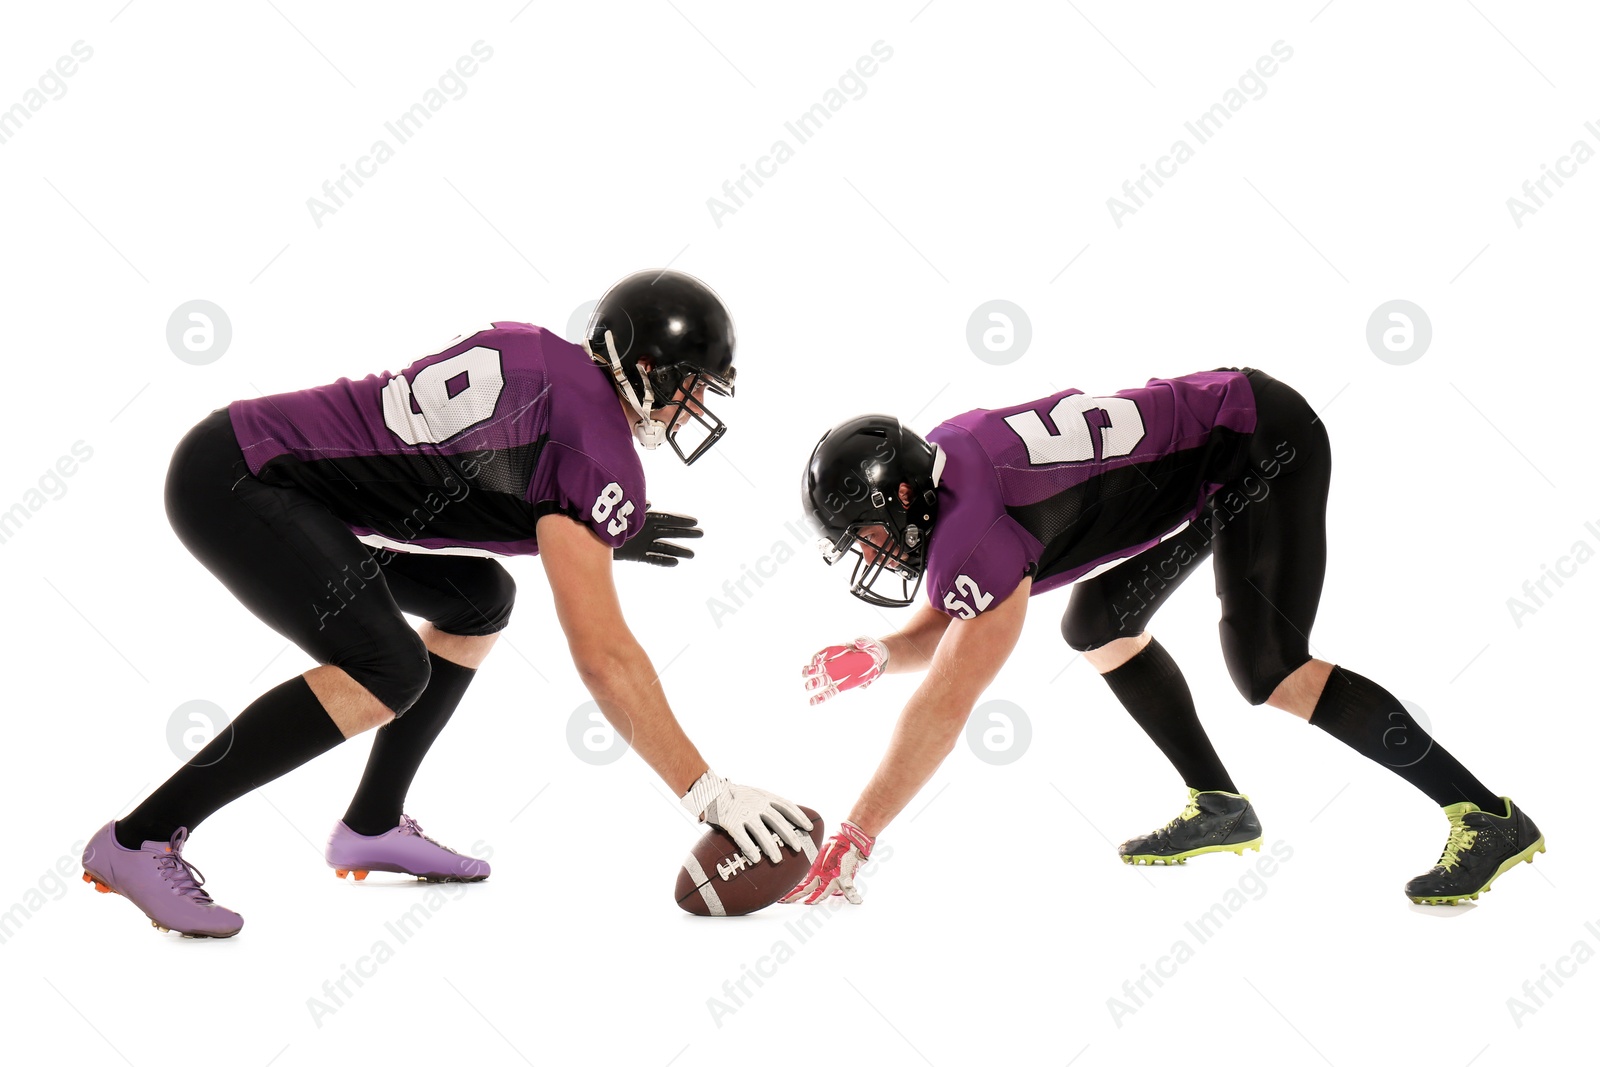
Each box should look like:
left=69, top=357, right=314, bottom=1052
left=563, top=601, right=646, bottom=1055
left=1408, top=836, right=1546, bottom=906
left=1121, top=838, right=1263, bottom=866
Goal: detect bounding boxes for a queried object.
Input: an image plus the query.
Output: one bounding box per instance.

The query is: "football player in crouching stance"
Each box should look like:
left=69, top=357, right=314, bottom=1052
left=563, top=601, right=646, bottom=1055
left=82, top=270, right=811, bottom=937
left=783, top=367, right=1542, bottom=908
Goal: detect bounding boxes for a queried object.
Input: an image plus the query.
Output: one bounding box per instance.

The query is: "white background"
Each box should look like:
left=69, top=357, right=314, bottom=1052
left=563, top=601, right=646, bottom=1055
left=1, top=2, right=1596, bottom=1064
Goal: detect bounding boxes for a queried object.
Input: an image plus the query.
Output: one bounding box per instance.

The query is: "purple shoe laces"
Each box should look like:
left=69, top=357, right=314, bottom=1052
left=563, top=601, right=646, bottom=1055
left=397, top=815, right=459, bottom=853
left=153, top=828, right=216, bottom=904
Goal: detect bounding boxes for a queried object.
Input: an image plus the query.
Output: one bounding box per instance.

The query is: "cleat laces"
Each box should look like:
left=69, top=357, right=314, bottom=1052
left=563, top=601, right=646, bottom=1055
left=398, top=815, right=460, bottom=854
left=153, top=828, right=216, bottom=905
left=1434, top=814, right=1478, bottom=873
left=1147, top=792, right=1203, bottom=843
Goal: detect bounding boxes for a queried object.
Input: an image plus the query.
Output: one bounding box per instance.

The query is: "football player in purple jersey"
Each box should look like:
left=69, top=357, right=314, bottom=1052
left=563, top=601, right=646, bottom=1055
left=784, top=368, right=1542, bottom=907
left=81, top=270, right=811, bottom=937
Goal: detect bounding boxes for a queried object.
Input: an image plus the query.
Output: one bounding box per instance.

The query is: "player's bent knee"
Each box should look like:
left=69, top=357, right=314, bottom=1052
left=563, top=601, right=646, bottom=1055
left=1061, top=610, right=1116, bottom=652
left=1226, top=658, right=1291, bottom=707
left=347, top=632, right=432, bottom=719
left=387, top=637, right=432, bottom=717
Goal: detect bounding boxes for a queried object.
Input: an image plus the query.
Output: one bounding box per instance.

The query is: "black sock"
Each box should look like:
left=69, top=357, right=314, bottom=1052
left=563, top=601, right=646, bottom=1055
left=116, top=676, right=346, bottom=849
left=1101, top=636, right=1238, bottom=794
left=1309, top=666, right=1500, bottom=811
left=341, top=651, right=476, bottom=836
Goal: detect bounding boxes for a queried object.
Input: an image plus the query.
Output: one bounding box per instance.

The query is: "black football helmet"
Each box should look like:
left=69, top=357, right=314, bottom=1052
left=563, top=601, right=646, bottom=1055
left=586, top=269, right=736, bottom=465
left=801, top=415, right=942, bottom=607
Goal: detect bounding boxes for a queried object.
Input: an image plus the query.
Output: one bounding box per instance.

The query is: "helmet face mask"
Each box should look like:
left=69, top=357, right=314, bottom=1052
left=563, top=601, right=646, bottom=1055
left=821, top=510, right=928, bottom=608
left=649, top=367, right=735, bottom=466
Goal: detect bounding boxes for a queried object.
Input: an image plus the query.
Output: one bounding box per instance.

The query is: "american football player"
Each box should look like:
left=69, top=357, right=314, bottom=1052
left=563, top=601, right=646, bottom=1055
left=786, top=367, right=1541, bottom=907
left=82, top=270, right=812, bottom=937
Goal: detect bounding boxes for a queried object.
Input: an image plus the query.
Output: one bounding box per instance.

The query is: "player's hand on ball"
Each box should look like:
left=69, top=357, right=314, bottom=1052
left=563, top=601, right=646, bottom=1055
left=613, top=510, right=702, bottom=567
left=801, top=636, right=889, bottom=705
left=781, top=820, right=874, bottom=905
left=682, top=772, right=814, bottom=864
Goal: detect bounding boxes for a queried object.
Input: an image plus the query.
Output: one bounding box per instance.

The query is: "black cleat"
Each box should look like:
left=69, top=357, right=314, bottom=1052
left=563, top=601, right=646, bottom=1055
left=1406, top=797, right=1544, bottom=905
left=1119, top=789, right=1263, bottom=865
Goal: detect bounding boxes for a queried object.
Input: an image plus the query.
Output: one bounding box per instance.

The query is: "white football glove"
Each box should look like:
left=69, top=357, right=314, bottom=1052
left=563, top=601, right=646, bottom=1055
left=681, top=770, right=814, bottom=864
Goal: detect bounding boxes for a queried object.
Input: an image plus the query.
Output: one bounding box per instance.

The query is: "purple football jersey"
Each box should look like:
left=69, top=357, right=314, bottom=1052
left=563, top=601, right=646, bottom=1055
left=228, top=323, right=645, bottom=556
left=923, top=370, right=1256, bottom=617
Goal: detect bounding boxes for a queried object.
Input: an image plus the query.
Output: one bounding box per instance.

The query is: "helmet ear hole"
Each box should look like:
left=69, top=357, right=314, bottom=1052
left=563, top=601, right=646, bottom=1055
left=649, top=365, right=678, bottom=406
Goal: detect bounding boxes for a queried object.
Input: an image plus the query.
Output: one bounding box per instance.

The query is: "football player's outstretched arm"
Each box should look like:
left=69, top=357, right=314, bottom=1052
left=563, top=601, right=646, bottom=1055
left=783, top=579, right=1030, bottom=904
left=850, top=577, right=1031, bottom=836
left=541, top=512, right=813, bottom=863
left=539, top=512, right=709, bottom=793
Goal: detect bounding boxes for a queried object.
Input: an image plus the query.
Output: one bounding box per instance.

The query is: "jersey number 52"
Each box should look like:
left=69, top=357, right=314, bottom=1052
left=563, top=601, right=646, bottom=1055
left=944, top=574, right=993, bottom=619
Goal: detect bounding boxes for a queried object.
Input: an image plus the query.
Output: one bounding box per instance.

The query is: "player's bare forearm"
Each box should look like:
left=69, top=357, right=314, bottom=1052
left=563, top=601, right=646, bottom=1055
left=847, top=676, right=973, bottom=835
left=575, top=640, right=708, bottom=794
left=880, top=600, right=955, bottom=674
left=538, top=511, right=708, bottom=794
left=847, top=579, right=1031, bottom=836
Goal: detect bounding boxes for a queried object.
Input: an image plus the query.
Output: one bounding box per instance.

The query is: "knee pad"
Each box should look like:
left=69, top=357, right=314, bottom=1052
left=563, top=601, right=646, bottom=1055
left=1234, top=668, right=1276, bottom=707
left=1061, top=595, right=1123, bottom=652
left=1225, top=653, right=1304, bottom=707
left=1061, top=618, right=1113, bottom=652
left=346, top=630, right=432, bottom=718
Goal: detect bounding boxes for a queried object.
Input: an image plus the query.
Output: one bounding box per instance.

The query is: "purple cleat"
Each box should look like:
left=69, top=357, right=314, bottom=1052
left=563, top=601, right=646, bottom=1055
left=81, top=821, right=243, bottom=938
left=325, top=815, right=489, bottom=883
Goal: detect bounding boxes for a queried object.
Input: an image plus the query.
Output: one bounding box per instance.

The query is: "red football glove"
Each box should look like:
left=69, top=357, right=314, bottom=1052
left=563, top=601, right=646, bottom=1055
left=780, top=820, right=875, bottom=905
left=801, top=637, right=889, bottom=706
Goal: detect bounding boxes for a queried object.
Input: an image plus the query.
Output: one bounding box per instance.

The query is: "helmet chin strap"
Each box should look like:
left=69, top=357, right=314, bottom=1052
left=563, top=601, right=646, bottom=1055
left=587, top=328, right=666, bottom=449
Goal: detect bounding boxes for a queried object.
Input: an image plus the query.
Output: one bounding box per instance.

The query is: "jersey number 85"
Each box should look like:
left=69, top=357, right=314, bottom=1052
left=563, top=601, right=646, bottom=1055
left=592, top=482, right=634, bottom=536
